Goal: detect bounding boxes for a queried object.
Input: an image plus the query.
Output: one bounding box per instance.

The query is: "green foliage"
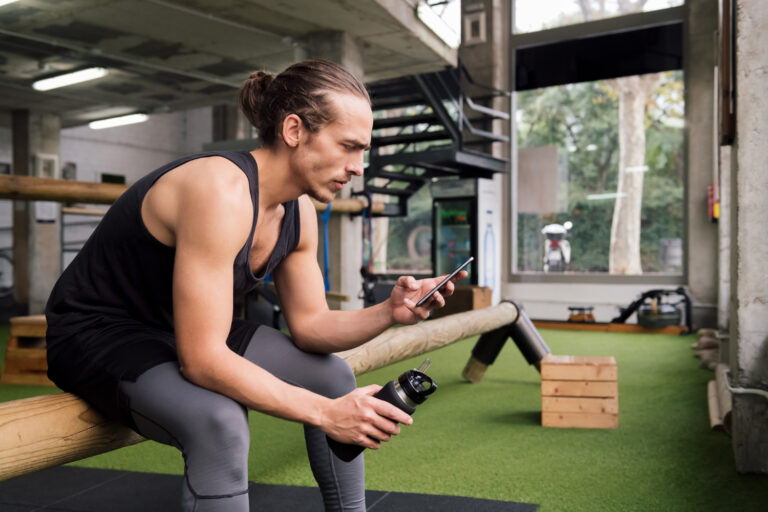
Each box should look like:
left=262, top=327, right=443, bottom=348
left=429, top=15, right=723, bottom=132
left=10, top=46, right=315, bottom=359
left=516, top=71, right=684, bottom=273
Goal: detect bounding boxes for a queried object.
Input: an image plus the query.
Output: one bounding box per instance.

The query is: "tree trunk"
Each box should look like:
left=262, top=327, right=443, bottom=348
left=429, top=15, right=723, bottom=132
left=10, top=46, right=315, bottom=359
left=607, top=74, right=663, bottom=274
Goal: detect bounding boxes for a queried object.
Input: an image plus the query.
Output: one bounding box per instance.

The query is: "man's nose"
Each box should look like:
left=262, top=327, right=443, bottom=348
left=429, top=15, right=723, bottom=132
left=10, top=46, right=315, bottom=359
left=346, top=154, right=365, bottom=176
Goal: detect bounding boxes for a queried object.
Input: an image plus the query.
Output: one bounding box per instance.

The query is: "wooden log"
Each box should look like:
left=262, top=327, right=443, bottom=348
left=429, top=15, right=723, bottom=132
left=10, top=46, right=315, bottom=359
left=338, top=302, right=520, bottom=375
left=714, top=363, right=733, bottom=433
left=61, top=206, right=108, bottom=216
left=707, top=380, right=724, bottom=430
left=0, top=175, right=126, bottom=204
left=0, top=175, right=384, bottom=214
left=0, top=394, right=144, bottom=482
left=0, top=303, right=519, bottom=481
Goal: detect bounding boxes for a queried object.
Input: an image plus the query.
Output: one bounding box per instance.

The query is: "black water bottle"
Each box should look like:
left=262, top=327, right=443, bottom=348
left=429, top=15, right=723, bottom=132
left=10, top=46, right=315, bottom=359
left=328, top=359, right=437, bottom=462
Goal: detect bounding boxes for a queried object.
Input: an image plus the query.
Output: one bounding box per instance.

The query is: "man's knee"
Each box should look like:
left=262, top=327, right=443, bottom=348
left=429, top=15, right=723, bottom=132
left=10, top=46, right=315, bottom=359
left=185, top=401, right=250, bottom=495
left=202, top=401, right=250, bottom=454
left=313, top=355, right=356, bottom=399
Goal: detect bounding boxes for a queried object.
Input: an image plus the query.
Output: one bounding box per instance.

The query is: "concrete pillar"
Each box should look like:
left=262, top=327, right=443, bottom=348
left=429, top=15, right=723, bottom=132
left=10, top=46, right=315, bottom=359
left=460, top=0, right=510, bottom=304
left=303, top=31, right=365, bottom=310
left=11, top=110, right=62, bottom=315
left=685, top=0, right=719, bottom=328
left=717, top=144, right=730, bottom=362
left=729, top=0, right=768, bottom=474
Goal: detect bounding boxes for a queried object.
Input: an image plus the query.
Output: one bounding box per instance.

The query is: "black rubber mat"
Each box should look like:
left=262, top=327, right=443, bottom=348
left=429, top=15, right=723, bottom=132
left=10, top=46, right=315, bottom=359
left=0, top=466, right=538, bottom=511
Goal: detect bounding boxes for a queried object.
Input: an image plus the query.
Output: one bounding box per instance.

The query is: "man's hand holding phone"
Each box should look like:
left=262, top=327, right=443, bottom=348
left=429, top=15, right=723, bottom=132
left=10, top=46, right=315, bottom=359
left=389, top=257, right=473, bottom=324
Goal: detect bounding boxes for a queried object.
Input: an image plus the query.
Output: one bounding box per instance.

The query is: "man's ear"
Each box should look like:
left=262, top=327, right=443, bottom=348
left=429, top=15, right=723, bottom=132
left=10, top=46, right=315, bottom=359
left=281, top=114, right=302, bottom=148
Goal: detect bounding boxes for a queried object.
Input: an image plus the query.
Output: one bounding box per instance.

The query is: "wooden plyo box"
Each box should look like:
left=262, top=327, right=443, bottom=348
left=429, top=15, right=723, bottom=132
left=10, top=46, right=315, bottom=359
left=540, top=354, right=618, bottom=429
left=1, top=315, right=53, bottom=386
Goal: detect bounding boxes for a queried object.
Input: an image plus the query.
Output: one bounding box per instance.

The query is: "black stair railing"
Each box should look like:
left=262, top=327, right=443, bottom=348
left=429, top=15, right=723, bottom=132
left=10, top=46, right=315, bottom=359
left=364, top=61, right=510, bottom=217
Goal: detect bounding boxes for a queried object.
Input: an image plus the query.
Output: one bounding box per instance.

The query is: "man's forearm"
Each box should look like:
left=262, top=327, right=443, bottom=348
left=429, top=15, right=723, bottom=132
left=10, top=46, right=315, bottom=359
left=182, top=347, right=330, bottom=426
left=292, top=299, right=396, bottom=353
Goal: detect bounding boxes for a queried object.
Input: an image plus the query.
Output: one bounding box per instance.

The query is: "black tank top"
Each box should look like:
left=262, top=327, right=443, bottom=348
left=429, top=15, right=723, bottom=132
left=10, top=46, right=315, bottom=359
left=45, top=151, right=300, bottom=381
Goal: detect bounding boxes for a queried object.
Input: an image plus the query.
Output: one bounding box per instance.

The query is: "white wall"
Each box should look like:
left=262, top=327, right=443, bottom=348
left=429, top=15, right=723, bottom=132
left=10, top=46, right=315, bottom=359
left=0, top=107, right=213, bottom=277
left=59, top=107, right=213, bottom=184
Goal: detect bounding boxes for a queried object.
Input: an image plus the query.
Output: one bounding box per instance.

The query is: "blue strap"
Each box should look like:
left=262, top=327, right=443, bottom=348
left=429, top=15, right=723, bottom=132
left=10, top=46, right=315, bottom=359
left=321, top=203, right=332, bottom=292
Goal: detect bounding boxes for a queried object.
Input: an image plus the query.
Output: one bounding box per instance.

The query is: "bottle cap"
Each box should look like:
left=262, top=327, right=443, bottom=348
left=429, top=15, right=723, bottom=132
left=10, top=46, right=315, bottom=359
left=397, top=370, right=437, bottom=405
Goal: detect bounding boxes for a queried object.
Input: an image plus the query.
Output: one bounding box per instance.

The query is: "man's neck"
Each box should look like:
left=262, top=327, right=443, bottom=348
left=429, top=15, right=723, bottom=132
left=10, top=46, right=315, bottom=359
left=251, top=147, right=302, bottom=209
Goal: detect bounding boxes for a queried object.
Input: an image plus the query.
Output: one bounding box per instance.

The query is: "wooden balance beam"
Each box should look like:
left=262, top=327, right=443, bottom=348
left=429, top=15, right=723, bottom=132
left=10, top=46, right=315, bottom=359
left=0, top=303, right=519, bottom=482
left=0, top=175, right=386, bottom=214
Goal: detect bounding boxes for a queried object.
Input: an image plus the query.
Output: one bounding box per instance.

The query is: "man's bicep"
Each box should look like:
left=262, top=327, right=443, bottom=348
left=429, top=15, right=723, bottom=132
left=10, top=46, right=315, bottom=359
left=172, top=245, right=236, bottom=364
left=171, top=176, right=252, bottom=370
left=273, top=243, right=329, bottom=329
left=273, top=196, right=329, bottom=334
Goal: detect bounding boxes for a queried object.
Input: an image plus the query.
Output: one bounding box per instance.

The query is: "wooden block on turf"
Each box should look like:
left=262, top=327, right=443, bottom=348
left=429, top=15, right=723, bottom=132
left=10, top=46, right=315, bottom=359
left=541, top=380, right=618, bottom=398
left=542, top=396, right=618, bottom=415
left=541, top=354, right=618, bottom=429
left=9, top=315, right=48, bottom=339
left=540, top=355, right=617, bottom=381
left=542, top=411, right=619, bottom=429
left=2, top=315, right=52, bottom=386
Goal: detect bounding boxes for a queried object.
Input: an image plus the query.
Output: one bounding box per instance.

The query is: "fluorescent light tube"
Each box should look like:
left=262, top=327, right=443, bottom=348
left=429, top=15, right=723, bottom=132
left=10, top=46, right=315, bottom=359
left=32, top=67, right=108, bottom=91
left=89, top=113, right=149, bottom=130
left=0, top=0, right=21, bottom=7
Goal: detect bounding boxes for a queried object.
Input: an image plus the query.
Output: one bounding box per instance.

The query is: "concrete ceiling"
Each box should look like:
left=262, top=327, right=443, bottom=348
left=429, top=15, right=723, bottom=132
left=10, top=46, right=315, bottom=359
left=0, top=0, right=456, bottom=127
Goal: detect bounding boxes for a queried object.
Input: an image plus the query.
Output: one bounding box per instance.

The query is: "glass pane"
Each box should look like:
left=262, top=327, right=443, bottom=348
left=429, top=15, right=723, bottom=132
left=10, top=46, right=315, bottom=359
left=514, top=0, right=684, bottom=34
left=515, top=71, right=684, bottom=275
left=381, top=184, right=433, bottom=274
left=434, top=198, right=474, bottom=283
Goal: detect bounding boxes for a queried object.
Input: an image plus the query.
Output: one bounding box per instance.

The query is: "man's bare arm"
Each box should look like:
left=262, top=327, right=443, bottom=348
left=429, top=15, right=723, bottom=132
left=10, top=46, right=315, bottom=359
left=170, top=163, right=410, bottom=447
left=274, top=196, right=464, bottom=353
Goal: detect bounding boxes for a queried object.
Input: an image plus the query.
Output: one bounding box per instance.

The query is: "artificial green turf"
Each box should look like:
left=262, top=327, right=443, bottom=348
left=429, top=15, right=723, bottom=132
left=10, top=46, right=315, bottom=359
left=2, top=324, right=766, bottom=511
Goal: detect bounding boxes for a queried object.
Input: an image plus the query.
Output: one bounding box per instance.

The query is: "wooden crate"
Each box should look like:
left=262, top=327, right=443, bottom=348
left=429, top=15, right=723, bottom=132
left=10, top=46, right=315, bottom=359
left=1, top=315, right=53, bottom=386
left=541, top=354, right=618, bottom=429
left=431, top=285, right=492, bottom=319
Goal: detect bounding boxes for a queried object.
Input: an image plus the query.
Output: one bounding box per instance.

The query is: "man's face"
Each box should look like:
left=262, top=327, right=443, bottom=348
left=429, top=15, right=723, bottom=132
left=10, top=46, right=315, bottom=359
left=290, top=93, right=373, bottom=203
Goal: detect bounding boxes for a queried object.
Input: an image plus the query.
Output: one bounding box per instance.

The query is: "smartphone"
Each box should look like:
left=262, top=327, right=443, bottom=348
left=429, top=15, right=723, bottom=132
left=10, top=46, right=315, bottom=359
left=415, top=256, right=473, bottom=307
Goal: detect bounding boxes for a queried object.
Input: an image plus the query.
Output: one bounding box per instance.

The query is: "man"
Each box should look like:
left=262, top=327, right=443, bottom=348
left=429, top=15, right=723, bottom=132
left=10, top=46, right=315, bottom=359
left=46, top=60, right=465, bottom=512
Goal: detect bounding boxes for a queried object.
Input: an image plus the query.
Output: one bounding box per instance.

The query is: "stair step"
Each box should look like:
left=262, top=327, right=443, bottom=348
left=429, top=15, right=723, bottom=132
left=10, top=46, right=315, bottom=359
left=373, top=113, right=439, bottom=129
left=366, top=170, right=426, bottom=182
left=372, top=130, right=451, bottom=147
left=373, top=148, right=508, bottom=177
left=372, top=93, right=429, bottom=110
left=368, top=77, right=420, bottom=97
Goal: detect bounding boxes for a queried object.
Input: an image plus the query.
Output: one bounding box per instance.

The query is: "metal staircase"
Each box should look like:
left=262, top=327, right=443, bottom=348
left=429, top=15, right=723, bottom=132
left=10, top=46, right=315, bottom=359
left=365, top=62, right=510, bottom=217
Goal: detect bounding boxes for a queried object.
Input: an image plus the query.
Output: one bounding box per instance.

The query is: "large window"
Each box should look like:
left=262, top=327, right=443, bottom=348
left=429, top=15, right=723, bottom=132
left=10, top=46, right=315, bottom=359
left=514, top=0, right=684, bottom=34
left=515, top=71, right=684, bottom=275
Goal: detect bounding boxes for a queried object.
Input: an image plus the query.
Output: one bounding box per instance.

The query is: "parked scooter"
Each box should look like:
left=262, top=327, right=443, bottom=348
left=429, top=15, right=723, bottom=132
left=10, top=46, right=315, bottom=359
left=542, top=221, right=572, bottom=272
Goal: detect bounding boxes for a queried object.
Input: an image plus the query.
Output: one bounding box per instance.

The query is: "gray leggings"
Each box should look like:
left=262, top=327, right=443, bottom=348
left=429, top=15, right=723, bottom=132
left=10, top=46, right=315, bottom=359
left=118, top=325, right=364, bottom=512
